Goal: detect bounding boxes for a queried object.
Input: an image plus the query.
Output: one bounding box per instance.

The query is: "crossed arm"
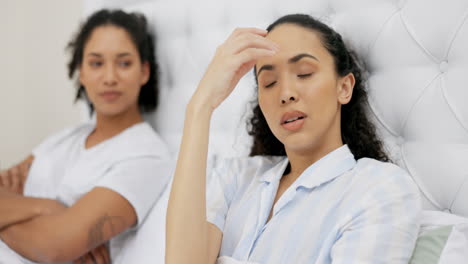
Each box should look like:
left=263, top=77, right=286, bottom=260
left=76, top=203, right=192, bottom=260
left=0, top=155, right=34, bottom=195
left=0, top=187, right=136, bottom=263
left=0, top=188, right=65, bottom=230
left=0, top=155, right=46, bottom=229
left=0, top=157, right=137, bottom=263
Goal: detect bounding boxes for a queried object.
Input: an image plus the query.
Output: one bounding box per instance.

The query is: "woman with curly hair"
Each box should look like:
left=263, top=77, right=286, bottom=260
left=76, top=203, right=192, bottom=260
left=166, top=14, right=421, bottom=264
left=0, top=9, right=171, bottom=263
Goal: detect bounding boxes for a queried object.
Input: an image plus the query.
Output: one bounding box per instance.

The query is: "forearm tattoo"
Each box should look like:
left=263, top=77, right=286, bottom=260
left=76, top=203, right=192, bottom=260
left=87, top=213, right=126, bottom=249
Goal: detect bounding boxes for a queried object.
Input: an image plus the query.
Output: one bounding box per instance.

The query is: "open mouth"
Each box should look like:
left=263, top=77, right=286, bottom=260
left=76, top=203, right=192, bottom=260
left=280, top=111, right=307, bottom=131
left=283, top=116, right=305, bottom=124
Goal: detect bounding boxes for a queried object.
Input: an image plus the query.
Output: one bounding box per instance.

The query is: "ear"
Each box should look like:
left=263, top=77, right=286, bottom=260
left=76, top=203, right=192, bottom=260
left=140, top=61, right=150, bottom=85
left=337, top=73, right=355, bottom=105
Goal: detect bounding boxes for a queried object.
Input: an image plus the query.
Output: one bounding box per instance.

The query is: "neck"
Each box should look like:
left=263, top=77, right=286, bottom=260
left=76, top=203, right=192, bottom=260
left=93, top=105, right=143, bottom=139
left=285, top=141, right=343, bottom=177
left=284, top=116, right=344, bottom=179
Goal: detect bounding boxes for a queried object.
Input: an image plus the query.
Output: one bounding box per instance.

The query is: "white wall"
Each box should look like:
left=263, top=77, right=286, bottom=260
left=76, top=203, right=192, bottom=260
left=0, top=0, right=86, bottom=169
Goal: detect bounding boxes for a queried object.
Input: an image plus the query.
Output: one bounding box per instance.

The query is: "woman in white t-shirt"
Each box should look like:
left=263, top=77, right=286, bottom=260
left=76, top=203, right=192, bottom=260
left=0, top=9, right=171, bottom=264
left=166, top=14, right=421, bottom=263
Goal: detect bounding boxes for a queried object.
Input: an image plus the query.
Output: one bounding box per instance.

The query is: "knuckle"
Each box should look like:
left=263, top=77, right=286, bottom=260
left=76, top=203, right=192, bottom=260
left=238, top=35, right=251, bottom=46
left=232, top=27, right=246, bottom=37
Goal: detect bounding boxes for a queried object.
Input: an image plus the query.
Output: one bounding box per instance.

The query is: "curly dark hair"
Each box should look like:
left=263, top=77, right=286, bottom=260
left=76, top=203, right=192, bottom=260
left=248, top=14, right=389, bottom=162
left=67, top=9, right=158, bottom=113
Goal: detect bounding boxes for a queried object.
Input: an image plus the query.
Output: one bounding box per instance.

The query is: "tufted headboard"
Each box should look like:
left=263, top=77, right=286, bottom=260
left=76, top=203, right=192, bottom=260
left=84, top=0, right=468, bottom=218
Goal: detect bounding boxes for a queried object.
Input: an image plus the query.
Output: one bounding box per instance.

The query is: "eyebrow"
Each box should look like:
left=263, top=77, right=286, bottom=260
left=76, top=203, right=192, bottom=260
left=288, top=53, right=319, bottom=64
left=257, top=53, right=320, bottom=77
left=86, top=52, right=132, bottom=58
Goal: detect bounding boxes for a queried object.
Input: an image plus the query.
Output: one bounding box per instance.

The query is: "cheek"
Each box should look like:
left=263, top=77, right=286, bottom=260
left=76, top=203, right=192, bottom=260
left=258, top=93, right=278, bottom=130
left=258, top=91, right=271, bottom=118
left=304, top=77, right=338, bottom=104
left=123, top=69, right=145, bottom=86
left=80, top=74, right=95, bottom=95
left=80, top=69, right=101, bottom=87
left=303, top=86, right=339, bottom=127
left=127, top=79, right=143, bottom=103
left=132, top=86, right=142, bottom=100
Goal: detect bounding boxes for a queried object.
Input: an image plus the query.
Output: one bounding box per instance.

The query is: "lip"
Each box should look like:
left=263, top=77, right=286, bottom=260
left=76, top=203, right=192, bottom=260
left=99, top=91, right=122, bottom=102
left=280, top=110, right=307, bottom=131
left=280, top=110, right=307, bottom=124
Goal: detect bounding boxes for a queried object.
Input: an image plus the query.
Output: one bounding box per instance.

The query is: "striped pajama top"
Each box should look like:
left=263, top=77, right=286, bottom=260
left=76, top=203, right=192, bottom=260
left=206, top=145, right=421, bottom=264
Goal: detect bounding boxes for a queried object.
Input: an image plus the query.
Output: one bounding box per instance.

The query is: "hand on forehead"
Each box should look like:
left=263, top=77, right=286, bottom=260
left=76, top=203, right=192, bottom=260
left=256, top=23, right=333, bottom=76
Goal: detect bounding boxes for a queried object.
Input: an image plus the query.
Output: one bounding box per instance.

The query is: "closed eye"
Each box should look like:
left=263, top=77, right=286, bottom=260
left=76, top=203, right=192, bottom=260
left=298, top=73, right=312, bottom=78
left=265, top=81, right=277, bottom=88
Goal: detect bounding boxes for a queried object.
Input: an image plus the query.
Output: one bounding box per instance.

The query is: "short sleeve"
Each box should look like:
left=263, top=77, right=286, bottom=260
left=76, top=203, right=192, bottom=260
left=206, top=157, right=241, bottom=232
left=330, top=166, right=421, bottom=263
left=95, top=156, right=174, bottom=227
left=32, top=126, right=79, bottom=157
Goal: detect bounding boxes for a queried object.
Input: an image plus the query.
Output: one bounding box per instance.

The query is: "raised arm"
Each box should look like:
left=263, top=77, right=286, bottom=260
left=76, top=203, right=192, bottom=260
left=165, top=28, right=279, bottom=264
left=0, top=187, right=136, bottom=263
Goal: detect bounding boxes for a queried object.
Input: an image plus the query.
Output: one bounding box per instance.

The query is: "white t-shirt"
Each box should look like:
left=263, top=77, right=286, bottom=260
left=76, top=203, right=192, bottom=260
left=0, top=121, right=172, bottom=263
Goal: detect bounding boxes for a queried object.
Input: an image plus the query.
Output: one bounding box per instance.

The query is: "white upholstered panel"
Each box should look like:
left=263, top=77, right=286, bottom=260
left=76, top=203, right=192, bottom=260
left=84, top=0, right=468, bottom=217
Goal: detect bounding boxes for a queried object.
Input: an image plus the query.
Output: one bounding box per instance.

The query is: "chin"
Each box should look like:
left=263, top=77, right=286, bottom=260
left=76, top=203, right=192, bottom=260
left=281, top=133, right=318, bottom=153
left=95, top=106, right=126, bottom=117
left=285, top=143, right=318, bottom=154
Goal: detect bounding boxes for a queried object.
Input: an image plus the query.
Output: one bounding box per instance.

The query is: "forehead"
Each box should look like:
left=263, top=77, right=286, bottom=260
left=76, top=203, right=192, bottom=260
left=257, top=23, right=331, bottom=67
left=84, top=25, right=137, bottom=54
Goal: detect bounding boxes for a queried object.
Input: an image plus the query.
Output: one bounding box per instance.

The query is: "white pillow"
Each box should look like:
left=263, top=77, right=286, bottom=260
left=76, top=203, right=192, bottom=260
left=217, top=256, right=259, bottom=264
left=410, top=210, right=468, bottom=264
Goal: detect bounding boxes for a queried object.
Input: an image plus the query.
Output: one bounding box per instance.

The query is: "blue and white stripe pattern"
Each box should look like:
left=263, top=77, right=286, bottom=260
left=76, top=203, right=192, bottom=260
left=207, top=145, right=421, bottom=264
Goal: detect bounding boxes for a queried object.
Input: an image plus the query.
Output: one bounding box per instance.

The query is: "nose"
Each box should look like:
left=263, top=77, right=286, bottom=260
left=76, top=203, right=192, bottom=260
left=281, top=96, right=296, bottom=104
left=103, top=64, right=117, bottom=86
left=279, top=78, right=299, bottom=105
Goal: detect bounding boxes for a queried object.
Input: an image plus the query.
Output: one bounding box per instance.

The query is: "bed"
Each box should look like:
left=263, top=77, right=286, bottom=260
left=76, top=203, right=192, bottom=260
left=84, top=0, right=468, bottom=263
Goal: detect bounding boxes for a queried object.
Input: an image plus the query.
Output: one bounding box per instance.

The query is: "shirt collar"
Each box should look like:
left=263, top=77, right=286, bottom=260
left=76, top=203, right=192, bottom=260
left=259, top=157, right=289, bottom=184
left=259, top=145, right=356, bottom=190
left=295, top=145, right=356, bottom=190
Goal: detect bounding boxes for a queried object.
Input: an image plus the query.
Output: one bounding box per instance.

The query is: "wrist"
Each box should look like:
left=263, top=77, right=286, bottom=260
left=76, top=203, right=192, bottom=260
left=186, top=93, right=215, bottom=119
left=34, top=198, right=63, bottom=216
left=33, top=198, right=49, bottom=216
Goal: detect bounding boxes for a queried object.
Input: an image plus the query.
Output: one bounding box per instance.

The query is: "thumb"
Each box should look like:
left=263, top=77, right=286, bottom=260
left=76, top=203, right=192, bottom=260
left=230, top=60, right=257, bottom=91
